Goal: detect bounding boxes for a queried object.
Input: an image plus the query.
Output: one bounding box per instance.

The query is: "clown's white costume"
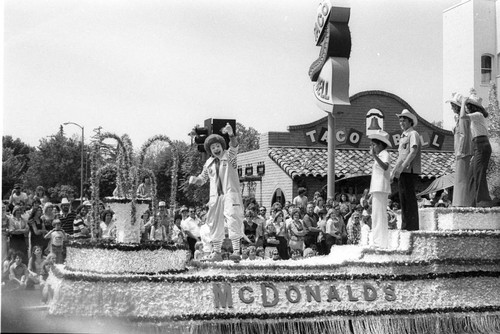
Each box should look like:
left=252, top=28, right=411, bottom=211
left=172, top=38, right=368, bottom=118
left=189, top=124, right=246, bottom=261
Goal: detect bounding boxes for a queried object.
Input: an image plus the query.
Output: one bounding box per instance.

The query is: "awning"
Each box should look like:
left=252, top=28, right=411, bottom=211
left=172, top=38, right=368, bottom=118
left=268, top=147, right=455, bottom=180
left=417, top=173, right=455, bottom=197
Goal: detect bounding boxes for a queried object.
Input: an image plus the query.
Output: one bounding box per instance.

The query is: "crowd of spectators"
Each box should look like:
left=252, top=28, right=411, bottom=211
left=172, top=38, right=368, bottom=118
left=1, top=182, right=406, bottom=296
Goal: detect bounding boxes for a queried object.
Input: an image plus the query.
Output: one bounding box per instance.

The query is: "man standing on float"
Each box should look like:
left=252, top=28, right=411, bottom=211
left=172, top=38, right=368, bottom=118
left=189, top=123, right=247, bottom=261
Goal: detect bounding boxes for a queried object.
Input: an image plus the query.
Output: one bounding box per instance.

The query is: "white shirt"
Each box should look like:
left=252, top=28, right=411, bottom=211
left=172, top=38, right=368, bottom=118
left=370, top=150, right=391, bottom=194
left=181, top=216, right=201, bottom=238
left=468, top=112, right=489, bottom=138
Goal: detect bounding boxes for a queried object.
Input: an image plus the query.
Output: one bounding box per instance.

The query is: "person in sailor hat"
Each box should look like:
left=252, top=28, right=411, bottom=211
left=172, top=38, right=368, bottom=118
left=189, top=123, right=249, bottom=261
left=368, top=130, right=392, bottom=248
left=390, top=109, right=421, bottom=231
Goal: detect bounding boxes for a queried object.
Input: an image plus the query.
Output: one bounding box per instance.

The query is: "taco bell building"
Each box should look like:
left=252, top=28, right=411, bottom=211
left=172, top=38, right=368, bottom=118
left=237, top=90, right=455, bottom=208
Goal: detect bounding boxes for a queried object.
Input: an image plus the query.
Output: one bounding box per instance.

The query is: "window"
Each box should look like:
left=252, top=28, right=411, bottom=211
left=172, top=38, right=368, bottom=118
left=481, top=54, right=492, bottom=84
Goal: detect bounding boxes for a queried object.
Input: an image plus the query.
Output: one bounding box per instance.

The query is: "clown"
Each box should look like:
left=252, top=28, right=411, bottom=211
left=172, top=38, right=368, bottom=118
left=189, top=123, right=248, bottom=261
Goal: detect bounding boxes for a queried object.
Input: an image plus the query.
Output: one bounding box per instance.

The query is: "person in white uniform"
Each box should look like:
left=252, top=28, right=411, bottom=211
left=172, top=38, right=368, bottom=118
left=368, top=130, right=392, bottom=249
left=189, top=123, right=248, bottom=261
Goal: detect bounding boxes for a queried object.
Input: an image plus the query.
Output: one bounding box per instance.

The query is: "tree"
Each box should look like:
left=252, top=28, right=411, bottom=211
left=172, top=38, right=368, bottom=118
left=2, top=136, right=34, bottom=198
left=236, top=123, right=260, bottom=153
left=23, top=126, right=86, bottom=198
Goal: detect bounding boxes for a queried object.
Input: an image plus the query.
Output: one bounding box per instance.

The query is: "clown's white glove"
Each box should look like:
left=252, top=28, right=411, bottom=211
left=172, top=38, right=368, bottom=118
left=189, top=176, right=203, bottom=186
left=221, top=123, right=234, bottom=137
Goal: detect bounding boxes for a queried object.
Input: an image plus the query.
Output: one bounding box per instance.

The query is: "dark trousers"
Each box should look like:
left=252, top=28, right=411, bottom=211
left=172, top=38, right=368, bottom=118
left=398, top=173, right=419, bottom=231
left=187, top=236, right=198, bottom=257
left=276, top=236, right=289, bottom=260
left=470, top=136, right=492, bottom=205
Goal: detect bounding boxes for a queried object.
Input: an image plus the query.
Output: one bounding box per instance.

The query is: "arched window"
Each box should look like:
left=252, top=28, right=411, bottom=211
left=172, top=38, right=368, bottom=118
left=481, top=54, right=492, bottom=84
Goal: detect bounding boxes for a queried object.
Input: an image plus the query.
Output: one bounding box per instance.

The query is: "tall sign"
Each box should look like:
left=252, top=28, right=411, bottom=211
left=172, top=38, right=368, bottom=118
left=309, top=0, right=352, bottom=199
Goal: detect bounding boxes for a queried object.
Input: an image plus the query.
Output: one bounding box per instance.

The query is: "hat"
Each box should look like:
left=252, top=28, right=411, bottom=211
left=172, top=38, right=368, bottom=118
left=83, top=201, right=92, bottom=206
left=445, top=92, right=464, bottom=107
left=466, top=92, right=487, bottom=113
left=180, top=205, right=188, bottom=212
left=60, top=198, right=70, bottom=206
left=368, top=130, right=392, bottom=148
left=158, top=201, right=166, bottom=207
left=14, top=183, right=21, bottom=189
left=396, top=109, right=418, bottom=127
left=204, top=134, right=226, bottom=156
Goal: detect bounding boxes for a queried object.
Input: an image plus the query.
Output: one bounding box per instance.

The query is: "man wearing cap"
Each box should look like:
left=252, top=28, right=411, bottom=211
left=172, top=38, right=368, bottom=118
left=189, top=123, right=247, bottom=261
left=391, top=110, right=421, bottom=231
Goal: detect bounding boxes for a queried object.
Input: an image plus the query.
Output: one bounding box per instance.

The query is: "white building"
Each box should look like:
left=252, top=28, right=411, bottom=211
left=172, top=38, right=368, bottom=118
left=443, top=0, right=498, bottom=130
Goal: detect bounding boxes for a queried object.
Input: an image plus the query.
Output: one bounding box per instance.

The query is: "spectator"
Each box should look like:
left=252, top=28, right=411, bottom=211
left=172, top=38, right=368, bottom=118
left=41, top=203, right=55, bottom=232
left=58, top=198, right=76, bottom=236
left=44, top=219, right=67, bottom=264
left=324, top=208, right=342, bottom=253
left=346, top=211, right=362, bottom=245
left=27, top=245, right=45, bottom=289
left=193, top=241, right=204, bottom=261
left=391, top=109, right=421, bottom=231
left=28, top=205, right=47, bottom=253
left=7, top=252, right=28, bottom=289
left=293, top=187, right=308, bottom=214
left=303, top=203, right=320, bottom=250
left=141, top=210, right=153, bottom=242
left=40, top=253, right=56, bottom=303
left=316, top=208, right=328, bottom=255
left=2, top=203, right=10, bottom=261
left=347, top=187, right=357, bottom=204
left=258, top=206, right=268, bottom=220
left=268, top=209, right=288, bottom=260
left=288, top=208, right=307, bottom=255
left=136, top=176, right=153, bottom=198
left=360, top=215, right=372, bottom=246
left=8, top=184, right=28, bottom=211
left=8, top=206, right=29, bottom=262
left=150, top=216, right=167, bottom=241
left=181, top=207, right=202, bottom=257
left=99, top=210, right=116, bottom=240
left=303, top=245, right=317, bottom=258
left=171, top=212, right=186, bottom=245
left=282, top=201, right=292, bottom=220
left=32, top=186, right=49, bottom=207
left=73, top=202, right=92, bottom=239
left=314, top=197, right=325, bottom=215
left=2, top=248, right=16, bottom=283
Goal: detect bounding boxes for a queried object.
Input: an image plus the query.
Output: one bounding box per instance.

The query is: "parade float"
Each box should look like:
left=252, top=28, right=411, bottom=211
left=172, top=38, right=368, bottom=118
left=44, top=131, right=500, bottom=334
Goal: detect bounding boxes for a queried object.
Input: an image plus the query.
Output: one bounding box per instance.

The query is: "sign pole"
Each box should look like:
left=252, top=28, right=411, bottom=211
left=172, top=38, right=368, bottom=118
left=327, top=111, right=335, bottom=200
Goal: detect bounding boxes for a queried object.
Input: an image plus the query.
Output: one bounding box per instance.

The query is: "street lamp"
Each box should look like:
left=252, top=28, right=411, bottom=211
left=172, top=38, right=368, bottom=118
left=63, top=122, right=84, bottom=202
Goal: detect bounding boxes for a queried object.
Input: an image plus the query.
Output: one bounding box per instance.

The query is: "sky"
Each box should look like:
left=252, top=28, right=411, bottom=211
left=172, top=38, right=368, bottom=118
left=3, top=0, right=459, bottom=148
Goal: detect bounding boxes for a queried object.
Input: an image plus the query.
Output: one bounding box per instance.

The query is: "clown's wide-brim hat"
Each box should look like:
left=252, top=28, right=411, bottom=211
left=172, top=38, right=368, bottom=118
left=204, top=134, right=226, bottom=155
